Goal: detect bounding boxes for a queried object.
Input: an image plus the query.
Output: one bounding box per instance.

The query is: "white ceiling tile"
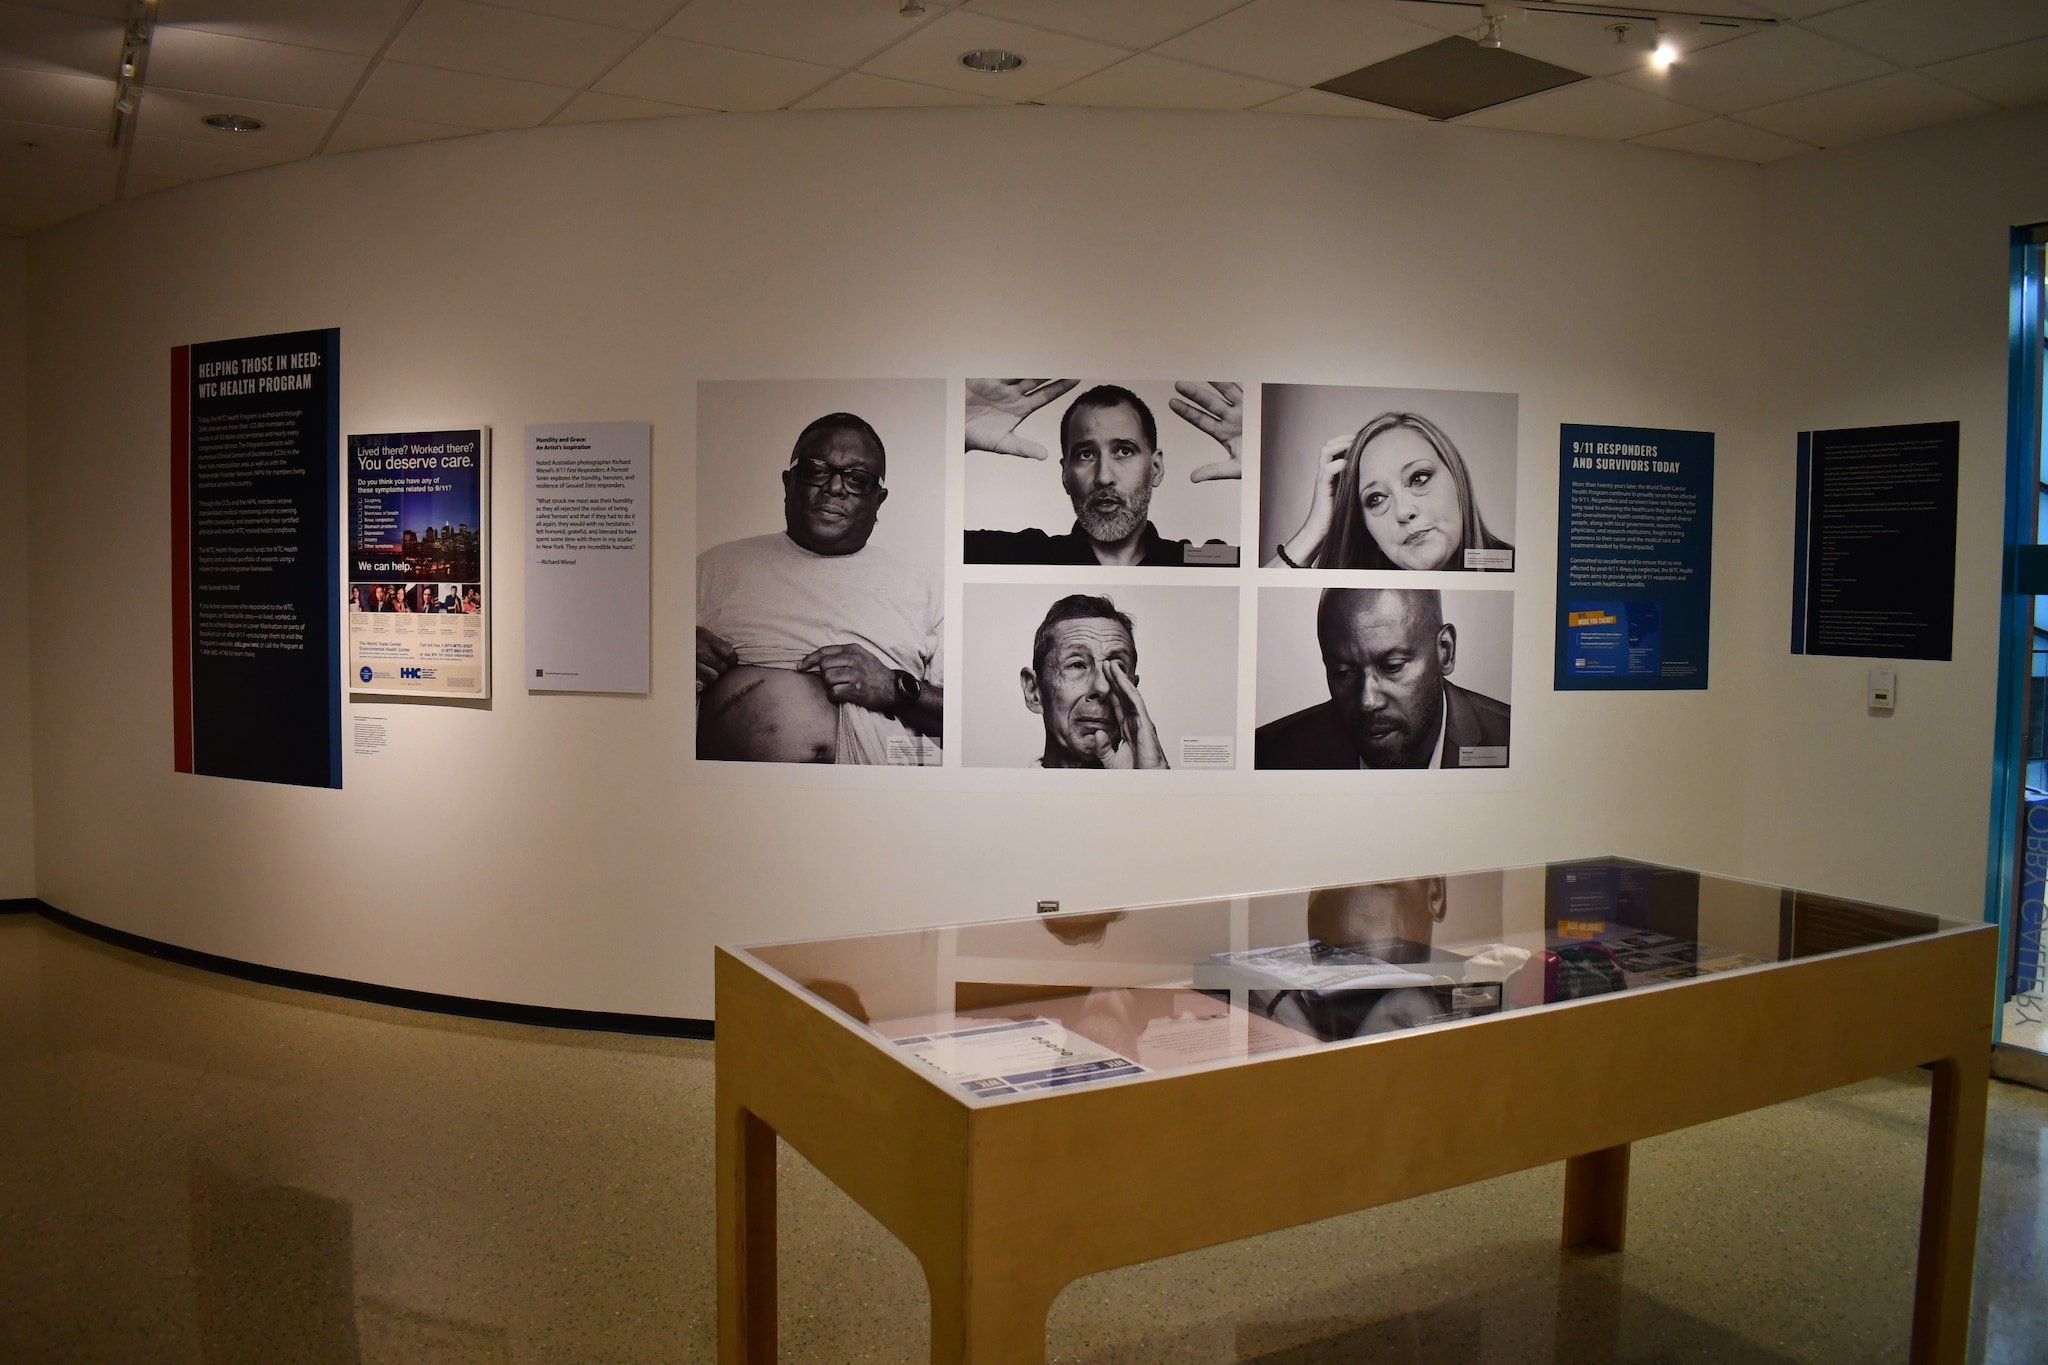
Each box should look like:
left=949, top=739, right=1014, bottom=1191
left=1494, top=10, right=1753, bottom=81
left=1039, top=53, right=1291, bottom=110
left=1458, top=78, right=1708, bottom=140
left=0, top=2, right=123, bottom=79
left=550, top=89, right=710, bottom=122
left=387, top=0, right=643, bottom=88
left=1611, top=24, right=1893, bottom=114
left=1921, top=34, right=2048, bottom=108
left=0, top=117, right=119, bottom=170
left=1746, top=0, right=1861, bottom=17
left=1739, top=70, right=1994, bottom=147
left=0, top=158, right=115, bottom=233
left=126, top=131, right=301, bottom=182
left=1806, top=0, right=2048, bottom=67
left=145, top=28, right=368, bottom=108
left=1482, top=19, right=1653, bottom=80
left=135, top=86, right=338, bottom=152
left=1637, top=0, right=1792, bottom=14
left=859, top=10, right=1127, bottom=101
left=12, top=0, right=128, bottom=19
left=596, top=35, right=837, bottom=109
left=0, top=67, right=114, bottom=131
left=476, top=0, right=681, bottom=31
left=122, top=168, right=198, bottom=197
left=324, top=110, right=485, bottom=154
left=1155, top=0, right=1440, bottom=88
left=792, top=70, right=1010, bottom=110
left=1633, top=115, right=1815, bottom=162
left=662, top=0, right=942, bottom=70
left=1354, top=1, right=1483, bottom=37
left=1254, top=86, right=1427, bottom=119
left=155, top=0, right=417, bottom=56
left=352, top=59, right=572, bottom=129
left=964, top=0, right=1243, bottom=50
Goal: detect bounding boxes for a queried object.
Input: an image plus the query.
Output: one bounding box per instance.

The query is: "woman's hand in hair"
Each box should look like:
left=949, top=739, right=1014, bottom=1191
left=1275, top=435, right=1351, bottom=567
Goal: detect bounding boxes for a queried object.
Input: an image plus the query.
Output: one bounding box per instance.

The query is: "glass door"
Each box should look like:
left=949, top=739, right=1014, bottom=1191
left=1988, top=224, right=2048, bottom=1055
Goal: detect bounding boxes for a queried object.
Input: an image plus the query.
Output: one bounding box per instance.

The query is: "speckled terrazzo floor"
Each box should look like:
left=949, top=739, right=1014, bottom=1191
left=2, top=912, right=2045, bottom=1364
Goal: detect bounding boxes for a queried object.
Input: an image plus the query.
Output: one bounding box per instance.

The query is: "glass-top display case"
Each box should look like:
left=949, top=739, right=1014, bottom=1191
left=718, top=855, right=1996, bottom=1365
left=737, top=856, right=1971, bottom=1106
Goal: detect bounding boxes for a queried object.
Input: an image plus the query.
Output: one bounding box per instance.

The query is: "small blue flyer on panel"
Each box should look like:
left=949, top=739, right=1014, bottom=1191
left=1555, top=424, right=1714, bottom=691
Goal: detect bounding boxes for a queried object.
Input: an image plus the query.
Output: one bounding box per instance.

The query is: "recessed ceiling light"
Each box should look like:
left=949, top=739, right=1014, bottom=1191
left=959, top=48, right=1024, bottom=74
left=201, top=113, right=264, bottom=133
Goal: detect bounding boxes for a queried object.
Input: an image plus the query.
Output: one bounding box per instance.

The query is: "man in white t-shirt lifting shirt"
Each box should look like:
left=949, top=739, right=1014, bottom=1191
left=695, top=412, right=942, bottom=764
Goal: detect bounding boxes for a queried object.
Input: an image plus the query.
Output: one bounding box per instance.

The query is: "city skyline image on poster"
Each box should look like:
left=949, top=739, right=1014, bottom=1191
left=348, top=428, right=490, bottom=698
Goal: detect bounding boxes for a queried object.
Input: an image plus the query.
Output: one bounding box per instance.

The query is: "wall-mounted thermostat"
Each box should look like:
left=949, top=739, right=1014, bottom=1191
left=1868, top=669, right=1896, bottom=711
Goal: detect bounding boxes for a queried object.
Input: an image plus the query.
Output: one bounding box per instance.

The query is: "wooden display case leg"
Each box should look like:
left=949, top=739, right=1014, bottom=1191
left=717, top=1104, right=778, bottom=1365
left=1561, top=1143, right=1631, bottom=1252
left=1909, top=1052, right=1988, bottom=1365
left=925, top=1260, right=1058, bottom=1365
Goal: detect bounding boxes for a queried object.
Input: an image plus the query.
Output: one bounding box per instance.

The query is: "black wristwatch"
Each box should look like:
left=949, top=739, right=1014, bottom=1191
left=890, top=669, right=920, bottom=716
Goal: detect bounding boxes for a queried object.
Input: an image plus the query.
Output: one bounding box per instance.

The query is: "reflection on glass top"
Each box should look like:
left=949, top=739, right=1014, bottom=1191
left=740, top=858, right=1973, bottom=1105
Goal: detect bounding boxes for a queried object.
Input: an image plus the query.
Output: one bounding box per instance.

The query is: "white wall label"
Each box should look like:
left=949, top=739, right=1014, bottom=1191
left=350, top=713, right=389, bottom=757
left=526, top=422, right=651, bottom=694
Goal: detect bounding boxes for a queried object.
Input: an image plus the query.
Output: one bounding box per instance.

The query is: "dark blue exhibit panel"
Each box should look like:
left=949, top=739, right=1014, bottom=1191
left=174, top=328, right=341, bottom=787
left=1555, top=424, right=1715, bottom=692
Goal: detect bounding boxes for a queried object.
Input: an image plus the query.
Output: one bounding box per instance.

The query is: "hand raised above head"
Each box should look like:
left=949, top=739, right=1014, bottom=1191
left=965, top=378, right=1078, bottom=460
left=1171, top=381, right=1243, bottom=483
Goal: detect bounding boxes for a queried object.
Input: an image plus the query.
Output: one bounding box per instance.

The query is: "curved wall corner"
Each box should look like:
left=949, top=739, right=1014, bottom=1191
left=24, top=107, right=1775, bottom=1019
left=0, top=238, right=30, bottom=899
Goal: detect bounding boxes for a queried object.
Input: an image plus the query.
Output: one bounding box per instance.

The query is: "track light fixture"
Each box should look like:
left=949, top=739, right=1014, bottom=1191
left=107, top=0, right=159, bottom=151
left=1422, top=0, right=1775, bottom=53
left=1651, top=22, right=1680, bottom=67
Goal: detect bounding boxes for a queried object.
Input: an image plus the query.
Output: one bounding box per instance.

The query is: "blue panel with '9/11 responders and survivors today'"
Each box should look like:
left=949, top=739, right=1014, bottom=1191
left=1555, top=423, right=1714, bottom=691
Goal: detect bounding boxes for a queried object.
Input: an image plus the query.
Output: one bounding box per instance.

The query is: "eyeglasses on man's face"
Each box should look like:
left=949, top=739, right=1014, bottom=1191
left=791, top=458, right=883, bottom=497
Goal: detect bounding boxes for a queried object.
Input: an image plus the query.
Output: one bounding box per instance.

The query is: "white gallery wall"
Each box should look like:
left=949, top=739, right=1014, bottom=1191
left=1743, top=103, right=2048, bottom=916
left=20, top=102, right=2008, bottom=1020
left=0, top=239, right=30, bottom=900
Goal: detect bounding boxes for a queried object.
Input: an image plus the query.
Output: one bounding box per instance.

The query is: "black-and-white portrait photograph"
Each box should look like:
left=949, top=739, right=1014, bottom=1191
left=963, top=584, right=1240, bottom=770
left=695, top=379, right=944, bottom=766
left=1260, top=383, right=1517, bottom=572
left=1255, top=587, right=1513, bottom=770
left=964, top=379, right=1244, bottom=567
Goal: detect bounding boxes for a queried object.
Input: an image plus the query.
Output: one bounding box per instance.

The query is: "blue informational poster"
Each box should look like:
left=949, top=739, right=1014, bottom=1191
left=1554, top=424, right=1714, bottom=691
left=347, top=428, right=491, bottom=698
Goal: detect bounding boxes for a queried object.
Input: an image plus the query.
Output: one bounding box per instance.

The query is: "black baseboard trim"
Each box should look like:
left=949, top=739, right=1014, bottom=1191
left=30, top=900, right=714, bottom=1041
left=0, top=897, right=38, bottom=914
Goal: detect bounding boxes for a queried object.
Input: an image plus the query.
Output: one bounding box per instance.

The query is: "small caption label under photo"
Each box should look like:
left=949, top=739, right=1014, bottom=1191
left=351, top=714, right=389, bottom=758
left=1178, top=736, right=1235, bottom=770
